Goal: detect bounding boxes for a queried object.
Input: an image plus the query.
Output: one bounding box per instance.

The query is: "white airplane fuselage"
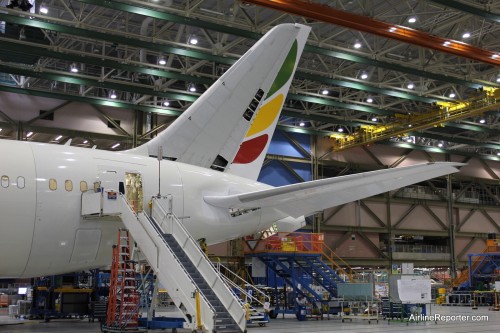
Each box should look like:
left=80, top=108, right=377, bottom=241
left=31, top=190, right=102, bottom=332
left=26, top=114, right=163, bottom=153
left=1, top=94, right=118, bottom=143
left=0, top=140, right=291, bottom=278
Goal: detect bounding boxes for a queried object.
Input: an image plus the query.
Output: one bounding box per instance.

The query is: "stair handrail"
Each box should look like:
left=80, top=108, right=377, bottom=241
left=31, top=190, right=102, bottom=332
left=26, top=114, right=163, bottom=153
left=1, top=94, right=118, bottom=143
left=321, top=242, right=355, bottom=282
left=151, top=196, right=247, bottom=331
left=452, top=246, right=489, bottom=287
left=119, top=195, right=215, bottom=332
left=216, top=262, right=269, bottom=306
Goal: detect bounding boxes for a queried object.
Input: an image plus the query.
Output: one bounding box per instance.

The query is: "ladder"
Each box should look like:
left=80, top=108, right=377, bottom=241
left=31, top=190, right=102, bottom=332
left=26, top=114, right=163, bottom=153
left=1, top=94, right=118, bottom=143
left=105, top=229, right=141, bottom=332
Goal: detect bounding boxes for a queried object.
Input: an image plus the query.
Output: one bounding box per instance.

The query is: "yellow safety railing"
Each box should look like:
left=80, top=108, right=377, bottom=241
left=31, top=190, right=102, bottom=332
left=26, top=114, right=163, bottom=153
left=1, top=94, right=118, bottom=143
left=321, top=242, right=356, bottom=282
left=332, top=87, right=500, bottom=151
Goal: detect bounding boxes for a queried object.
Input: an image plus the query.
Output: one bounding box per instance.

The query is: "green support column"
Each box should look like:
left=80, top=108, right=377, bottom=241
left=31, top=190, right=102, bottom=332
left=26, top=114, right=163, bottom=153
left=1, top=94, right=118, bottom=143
left=447, top=174, right=457, bottom=279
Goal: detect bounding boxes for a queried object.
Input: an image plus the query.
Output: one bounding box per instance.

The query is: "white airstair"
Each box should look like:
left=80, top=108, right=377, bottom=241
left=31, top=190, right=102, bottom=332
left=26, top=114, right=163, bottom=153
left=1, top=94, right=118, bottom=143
left=83, top=191, right=246, bottom=333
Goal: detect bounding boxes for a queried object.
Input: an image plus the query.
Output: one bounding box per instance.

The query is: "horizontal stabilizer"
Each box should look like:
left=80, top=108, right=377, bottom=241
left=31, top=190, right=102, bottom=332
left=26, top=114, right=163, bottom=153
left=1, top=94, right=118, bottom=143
left=204, top=162, right=463, bottom=218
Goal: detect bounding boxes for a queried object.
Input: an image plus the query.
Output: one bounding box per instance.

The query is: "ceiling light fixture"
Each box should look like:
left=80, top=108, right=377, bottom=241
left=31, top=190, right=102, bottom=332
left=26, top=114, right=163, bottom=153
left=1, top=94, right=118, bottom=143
left=360, top=72, right=368, bottom=80
left=321, top=89, right=329, bottom=95
left=109, top=90, right=117, bottom=99
left=449, top=92, right=456, bottom=98
left=407, top=83, right=415, bottom=89
left=111, top=143, right=120, bottom=149
left=496, top=77, right=500, bottom=83
left=462, top=32, right=471, bottom=39
left=188, top=83, right=197, bottom=92
left=371, top=116, right=377, bottom=122
left=389, top=27, right=397, bottom=33
left=479, top=118, right=486, bottom=124
left=443, top=41, right=451, bottom=46
left=163, top=99, right=170, bottom=107
left=299, top=121, right=305, bottom=127
left=26, top=131, right=33, bottom=138
left=55, top=135, right=63, bottom=141
left=83, top=140, right=88, bottom=144
left=40, top=3, right=48, bottom=14
left=189, top=35, right=198, bottom=45
left=70, top=63, right=78, bottom=73
left=338, top=127, right=344, bottom=133
left=366, top=97, right=373, bottom=103
left=408, top=17, right=417, bottom=23
left=353, top=41, right=362, bottom=49
left=158, top=56, right=166, bottom=65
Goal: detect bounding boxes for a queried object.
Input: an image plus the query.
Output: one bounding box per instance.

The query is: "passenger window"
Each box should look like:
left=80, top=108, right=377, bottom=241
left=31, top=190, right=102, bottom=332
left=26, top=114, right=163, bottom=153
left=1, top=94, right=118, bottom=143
left=65, top=180, right=73, bottom=192
left=49, top=178, right=57, bottom=191
left=17, top=176, right=25, bottom=189
left=1, top=175, right=8, bottom=188
left=80, top=181, right=88, bottom=192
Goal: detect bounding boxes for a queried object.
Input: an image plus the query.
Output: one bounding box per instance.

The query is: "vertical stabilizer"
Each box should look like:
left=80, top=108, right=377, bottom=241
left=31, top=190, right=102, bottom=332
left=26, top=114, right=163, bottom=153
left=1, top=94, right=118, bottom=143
left=127, top=24, right=311, bottom=175
left=226, top=25, right=310, bottom=180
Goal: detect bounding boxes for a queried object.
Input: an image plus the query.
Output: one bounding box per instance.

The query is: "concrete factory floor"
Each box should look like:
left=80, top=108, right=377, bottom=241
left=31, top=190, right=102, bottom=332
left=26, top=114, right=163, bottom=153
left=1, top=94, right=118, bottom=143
left=1, top=305, right=499, bottom=333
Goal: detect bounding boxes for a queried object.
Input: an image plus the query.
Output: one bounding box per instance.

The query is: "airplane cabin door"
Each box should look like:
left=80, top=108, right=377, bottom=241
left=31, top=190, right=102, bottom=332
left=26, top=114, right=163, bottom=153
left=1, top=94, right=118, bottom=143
left=125, top=172, right=144, bottom=212
left=98, top=167, right=123, bottom=215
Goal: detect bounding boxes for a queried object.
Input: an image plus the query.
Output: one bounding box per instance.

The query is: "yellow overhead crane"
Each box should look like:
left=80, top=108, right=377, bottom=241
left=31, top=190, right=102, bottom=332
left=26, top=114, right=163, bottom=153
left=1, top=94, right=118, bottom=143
left=331, top=87, right=500, bottom=151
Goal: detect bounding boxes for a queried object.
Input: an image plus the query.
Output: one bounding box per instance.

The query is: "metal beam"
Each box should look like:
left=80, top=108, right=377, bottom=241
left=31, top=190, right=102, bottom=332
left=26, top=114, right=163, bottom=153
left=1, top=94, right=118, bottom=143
left=243, top=0, right=500, bottom=66
left=25, top=101, right=73, bottom=125
left=392, top=204, right=417, bottom=228
left=277, top=160, right=305, bottom=183
left=359, top=201, right=386, bottom=227
left=422, top=204, right=449, bottom=231
left=428, top=0, right=500, bottom=23
left=78, top=0, right=486, bottom=89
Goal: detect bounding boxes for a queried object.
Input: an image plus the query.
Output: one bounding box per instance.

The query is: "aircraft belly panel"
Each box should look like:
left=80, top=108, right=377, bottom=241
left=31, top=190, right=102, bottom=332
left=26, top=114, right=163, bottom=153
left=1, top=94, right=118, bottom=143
left=0, top=141, right=36, bottom=277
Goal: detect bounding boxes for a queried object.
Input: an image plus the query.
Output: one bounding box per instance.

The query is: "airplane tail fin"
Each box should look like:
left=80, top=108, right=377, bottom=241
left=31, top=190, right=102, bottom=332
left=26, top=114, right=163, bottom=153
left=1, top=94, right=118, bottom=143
left=226, top=25, right=310, bottom=180
left=127, top=24, right=310, bottom=174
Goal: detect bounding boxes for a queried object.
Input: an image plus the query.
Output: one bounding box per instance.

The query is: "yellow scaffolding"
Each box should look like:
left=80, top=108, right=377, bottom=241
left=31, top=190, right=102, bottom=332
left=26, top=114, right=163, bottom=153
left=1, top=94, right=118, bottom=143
left=331, top=87, right=500, bottom=151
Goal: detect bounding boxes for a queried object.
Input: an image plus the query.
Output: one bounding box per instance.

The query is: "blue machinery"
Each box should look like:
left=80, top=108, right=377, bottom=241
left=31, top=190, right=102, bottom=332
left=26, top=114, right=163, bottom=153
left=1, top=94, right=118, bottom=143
left=246, top=232, right=351, bottom=319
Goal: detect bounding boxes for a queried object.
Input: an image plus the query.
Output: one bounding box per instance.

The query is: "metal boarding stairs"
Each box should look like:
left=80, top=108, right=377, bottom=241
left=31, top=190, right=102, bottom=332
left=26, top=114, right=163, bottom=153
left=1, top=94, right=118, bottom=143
left=84, top=192, right=247, bottom=333
left=246, top=233, right=349, bottom=304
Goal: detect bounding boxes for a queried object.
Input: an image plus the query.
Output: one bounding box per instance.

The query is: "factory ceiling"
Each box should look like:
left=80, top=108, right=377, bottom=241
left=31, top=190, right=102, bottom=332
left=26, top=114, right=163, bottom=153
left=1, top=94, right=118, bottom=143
left=0, top=0, right=499, bottom=157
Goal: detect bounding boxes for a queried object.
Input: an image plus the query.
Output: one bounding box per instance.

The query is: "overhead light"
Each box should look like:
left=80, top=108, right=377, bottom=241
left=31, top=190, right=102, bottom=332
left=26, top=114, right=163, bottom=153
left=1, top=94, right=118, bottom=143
left=437, top=142, right=443, bottom=148
left=299, top=121, right=305, bottom=127
left=26, top=131, right=33, bottom=138
left=408, top=16, right=417, bottom=23
left=366, top=97, right=373, bottom=103
left=0, top=128, right=2, bottom=132
left=497, top=151, right=500, bottom=156
left=55, top=135, right=63, bottom=141
left=188, top=83, right=196, bottom=92
left=40, top=3, right=48, bottom=14
left=371, top=116, right=377, bottom=122
left=353, top=41, right=362, bottom=49
left=111, top=143, right=120, bottom=149
left=479, top=118, right=486, bottom=124
left=449, top=92, right=456, bottom=98
left=110, top=90, right=117, bottom=99
left=406, top=137, right=413, bottom=143
left=493, top=54, right=499, bottom=59
left=321, top=89, right=329, bottom=95
left=83, top=140, right=88, bottom=144
left=462, top=32, right=471, bottom=39
left=389, top=27, right=397, bottom=33
left=338, top=127, right=344, bottom=133
left=360, top=72, right=368, bottom=80
left=443, top=41, right=451, bottom=46
left=496, top=77, right=500, bottom=83
left=407, top=83, right=415, bottom=89
left=158, top=56, right=166, bottom=65
left=70, top=63, right=78, bottom=73
left=189, top=35, right=198, bottom=45
left=163, top=99, right=170, bottom=107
